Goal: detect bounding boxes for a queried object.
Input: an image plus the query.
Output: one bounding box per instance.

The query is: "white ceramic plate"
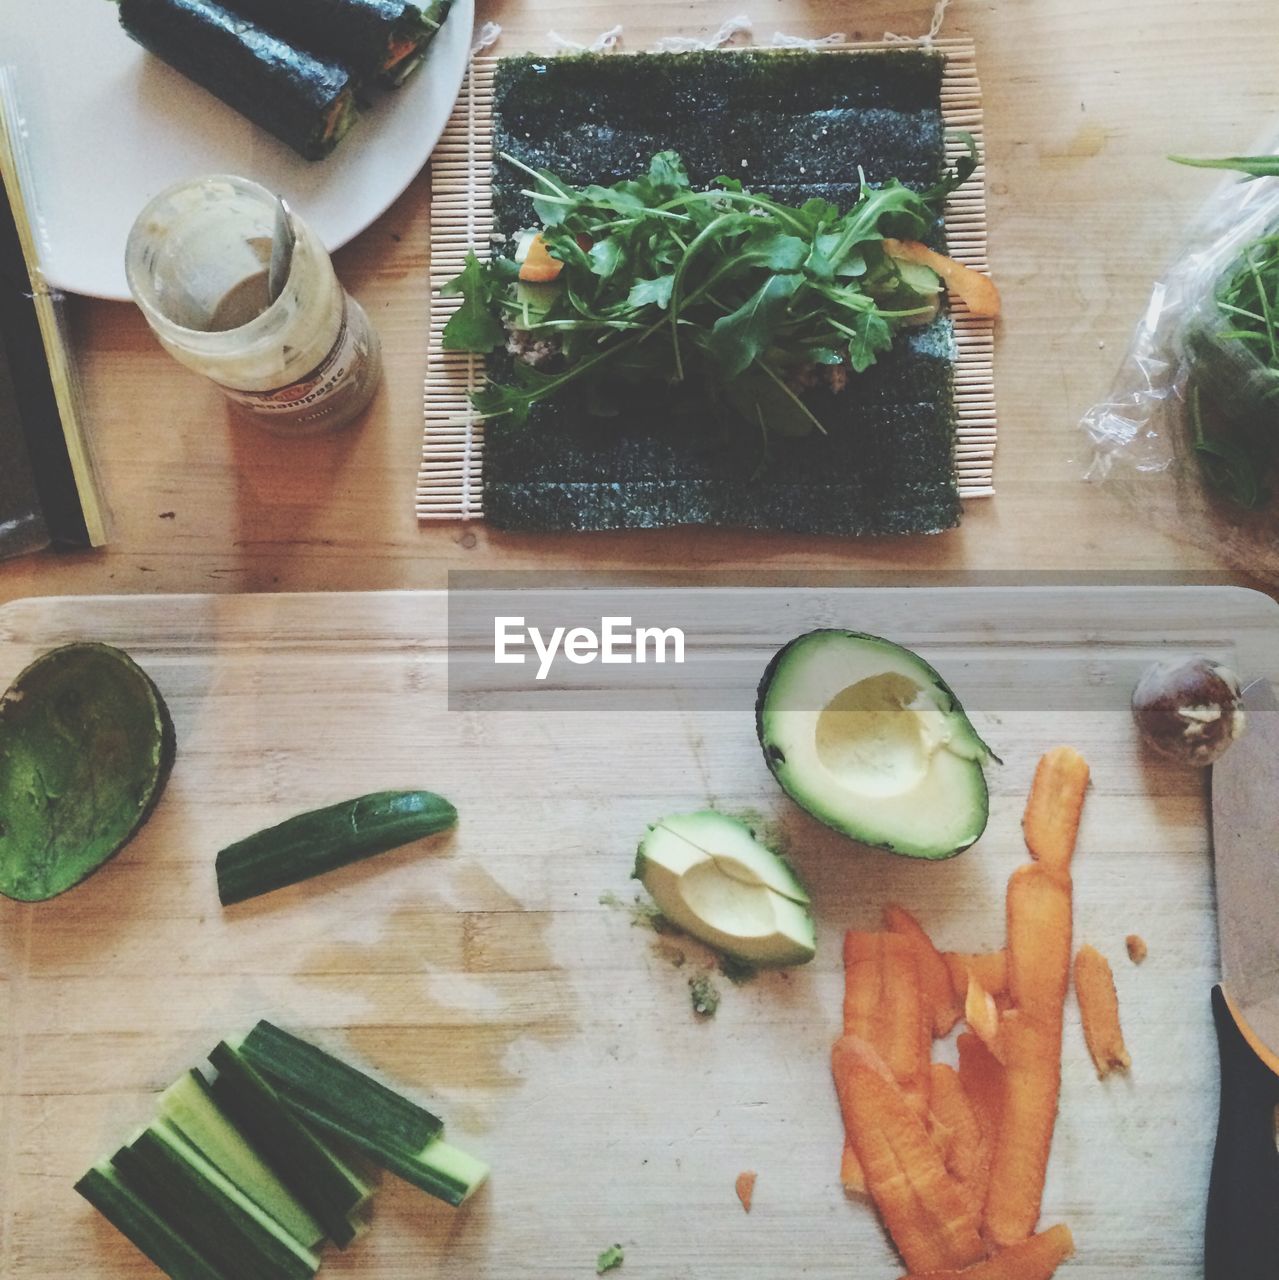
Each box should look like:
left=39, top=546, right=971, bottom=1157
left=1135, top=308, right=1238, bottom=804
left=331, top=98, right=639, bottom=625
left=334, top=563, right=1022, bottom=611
left=2, top=0, right=474, bottom=299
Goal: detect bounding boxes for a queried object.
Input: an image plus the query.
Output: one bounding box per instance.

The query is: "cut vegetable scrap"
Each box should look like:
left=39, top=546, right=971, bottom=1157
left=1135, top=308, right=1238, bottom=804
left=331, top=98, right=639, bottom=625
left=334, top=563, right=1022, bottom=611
left=840, top=1139, right=867, bottom=1194
left=983, top=1013, right=1063, bottom=1248
left=964, top=976, right=1007, bottom=1064
left=928, top=1062, right=988, bottom=1222
left=1126, top=934, right=1147, bottom=965
left=886, top=904, right=964, bottom=1037
left=735, top=1170, right=757, bottom=1213
left=944, top=951, right=1009, bottom=1003
left=518, top=232, right=565, bottom=283
left=894, top=1222, right=1075, bottom=1280
left=842, top=932, right=930, bottom=1102
left=956, top=1033, right=1005, bottom=1152
left=1074, top=945, right=1132, bottom=1078
left=597, top=1243, right=625, bottom=1273
left=1005, top=865, right=1072, bottom=1029
left=1021, top=747, right=1090, bottom=881
left=882, top=238, right=1002, bottom=318
left=832, top=1037, right=986, bottom=1274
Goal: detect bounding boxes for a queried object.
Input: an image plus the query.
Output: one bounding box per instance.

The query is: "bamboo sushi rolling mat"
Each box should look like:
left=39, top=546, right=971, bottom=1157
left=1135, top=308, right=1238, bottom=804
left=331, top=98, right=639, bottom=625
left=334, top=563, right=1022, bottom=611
left=418, top=39, right=995, bottom=522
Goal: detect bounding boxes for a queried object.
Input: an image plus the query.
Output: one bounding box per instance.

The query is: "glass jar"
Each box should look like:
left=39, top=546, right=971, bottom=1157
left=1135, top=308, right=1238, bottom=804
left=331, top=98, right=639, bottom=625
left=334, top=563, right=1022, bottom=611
left=125, top=175, right=381, bottom=434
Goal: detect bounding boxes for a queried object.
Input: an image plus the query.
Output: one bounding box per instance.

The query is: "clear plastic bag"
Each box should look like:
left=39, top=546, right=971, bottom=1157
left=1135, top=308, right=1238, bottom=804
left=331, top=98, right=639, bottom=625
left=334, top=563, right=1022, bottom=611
left=1081, top=144, right=1279, bottom=580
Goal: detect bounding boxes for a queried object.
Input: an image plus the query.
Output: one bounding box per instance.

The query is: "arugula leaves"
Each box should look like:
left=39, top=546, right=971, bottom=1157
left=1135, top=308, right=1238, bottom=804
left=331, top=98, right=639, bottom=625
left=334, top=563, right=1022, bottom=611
left=1170, top=154, right=1279, bottom=179
left=443, top=146, right=977, bottom=435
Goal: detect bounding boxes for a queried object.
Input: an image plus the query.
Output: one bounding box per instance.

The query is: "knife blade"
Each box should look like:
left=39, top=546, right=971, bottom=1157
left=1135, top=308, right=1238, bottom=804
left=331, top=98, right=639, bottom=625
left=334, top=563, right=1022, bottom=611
left=1205, top=675, right=1279, bottom=1280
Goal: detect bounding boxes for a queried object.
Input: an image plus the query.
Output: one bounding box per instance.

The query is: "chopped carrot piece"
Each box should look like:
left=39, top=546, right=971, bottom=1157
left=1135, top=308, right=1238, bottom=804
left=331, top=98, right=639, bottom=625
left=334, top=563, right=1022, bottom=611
left=984, top=1013, right=1063, bottom=1248
left=945, top=951, right=1010, bottom=1003
left=886, top=904, right=963, bottom=1037
left=841, top=1137, right=867, bottom=1194
left=843, top=932, right=930, bottom=1102
left=956, top=1032, right=1005, bottom=1150
left=1074, top=945, right=1131, bottom=1078
left=1022, top=747, right=1090, bottom=882
left=929, top=1063, right=988, bottom=1224
left=882, top=237, right=1001, bottom=318
left=833, top=1038, right=987, bottom=1273
left=965, top=976, right=1007, bottom=1063
left=735, top=1170, right=757, bottom=1213
left=518, top=233, right=564, bottom=282
left=1006, top=865, right=1072, bottom=1029
left=1125, top=934, right=1147, bottom=964
left=894, top=1222, right=1075, bottom=1280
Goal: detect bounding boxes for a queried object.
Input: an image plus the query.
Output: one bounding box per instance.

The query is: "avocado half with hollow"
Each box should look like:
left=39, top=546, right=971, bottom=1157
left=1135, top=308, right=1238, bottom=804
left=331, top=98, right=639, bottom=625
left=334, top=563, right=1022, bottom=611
left=634, top=811, right=816, bottom=968
left=755, top=630, right=996, bottom=860
left=0, top=643, right=176, bottom=901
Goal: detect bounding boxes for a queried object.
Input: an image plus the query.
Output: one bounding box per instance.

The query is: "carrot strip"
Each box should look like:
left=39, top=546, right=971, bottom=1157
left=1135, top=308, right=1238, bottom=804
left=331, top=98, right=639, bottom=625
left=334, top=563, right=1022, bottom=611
left=929, top=1063, right=988, bottom=1223
left=841, top=1137, right=867, bottom=1194
left=894, top=1223, right=1075, bottom=1280
left=882, top=238, right=1002, bottom=317
left=957, top=1032, right=1005, bottom=1150
left=965, top=976, right=1007, bottom=1064
left=886, top=904, right=963, bottom=1038
left=518, top=233, right=564, bottom=282
left=983, top=1013, right=1062, bottom=1248
left=1006, top=865, right=1072, bottom=1028
left=945, top=951, right=1009, bottom=1003
left=735, top=1170, right=757, bottom=1213
left=833, top=1038, right=986, bottom=1273
left=1022, top=747, right=1090, bottom=881
left=1074, top=945, right=1131, bottom=1078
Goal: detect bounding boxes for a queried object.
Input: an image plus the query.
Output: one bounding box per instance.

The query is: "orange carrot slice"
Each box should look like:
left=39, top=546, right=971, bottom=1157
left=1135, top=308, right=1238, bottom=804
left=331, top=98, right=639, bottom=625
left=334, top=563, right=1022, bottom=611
left=735, top=1170, right=757, bottom=1213
left=1074, top=945, right=1131, bottom=1078
left=894, top=1223, right=1075, bottom=1280
left=1125, top=934, right=1147, bottom=965
left=833, top=1038, right=986, bottom=1274
left=882, top=238, right=1001, bottom=318
left=983, top=1013, right=1063, bottom=1248
left=1022, top=747, right=1090, bottom=881
left=886, top=904, right=963, bottom=1038
left=957, top=1032, right=1005, bottom=1150
left=1006, top=865, right=1072, bottom=1028
left=965, top=976, right=1007, bottom=1064
left=518, top=233, right=564, bottom=282
left=929, top=1062, right=988, bottom=1223
left=945, top=951, right=1009, bottom=1003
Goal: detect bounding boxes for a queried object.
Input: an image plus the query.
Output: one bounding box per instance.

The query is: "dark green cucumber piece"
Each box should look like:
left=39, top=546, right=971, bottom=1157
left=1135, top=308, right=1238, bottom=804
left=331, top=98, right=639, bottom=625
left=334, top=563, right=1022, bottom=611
left=117, top=0, right=358, bottom=161
left=208, top=1041, right=368, bottom=1247
left=216, top=790, right=457, bottom=905
left=75, top=1162, right=229, bottom=1280
left=219, top=0, right=452, bottom=86
left=111, top=1122, right=320, bottom=1280
left=239, top=1021, right=444, bottom=1153
left=159, top=1070, right=326, bottom=1249
left=0, top=642, right=175, bottom=901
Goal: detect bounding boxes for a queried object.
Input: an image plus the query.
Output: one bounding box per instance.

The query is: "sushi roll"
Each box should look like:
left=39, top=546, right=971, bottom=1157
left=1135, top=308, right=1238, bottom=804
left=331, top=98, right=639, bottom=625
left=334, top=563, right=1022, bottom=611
left=118, top=0, right=358, bottom=160
left=229, top=0, right=453, bottom=87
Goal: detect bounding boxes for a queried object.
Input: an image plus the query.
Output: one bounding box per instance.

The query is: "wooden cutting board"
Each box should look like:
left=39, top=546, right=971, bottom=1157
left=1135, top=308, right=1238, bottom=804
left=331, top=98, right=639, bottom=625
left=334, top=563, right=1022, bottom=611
left=2, top=586, right=1276, bottom=1279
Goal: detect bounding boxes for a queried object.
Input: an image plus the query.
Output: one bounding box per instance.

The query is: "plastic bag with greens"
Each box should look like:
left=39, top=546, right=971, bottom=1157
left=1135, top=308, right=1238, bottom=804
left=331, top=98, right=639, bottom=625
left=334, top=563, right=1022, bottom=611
left=1080, top=143, right=1279, bottom=580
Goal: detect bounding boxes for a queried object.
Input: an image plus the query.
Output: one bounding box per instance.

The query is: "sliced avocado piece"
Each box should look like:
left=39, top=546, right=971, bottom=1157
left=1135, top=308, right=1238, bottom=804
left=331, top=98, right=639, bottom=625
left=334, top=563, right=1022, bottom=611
left=0, top=643, right=176, bottom=901
left=755, top=630, right=996, bottom=860
left=633, top=811, right=816, bottom=968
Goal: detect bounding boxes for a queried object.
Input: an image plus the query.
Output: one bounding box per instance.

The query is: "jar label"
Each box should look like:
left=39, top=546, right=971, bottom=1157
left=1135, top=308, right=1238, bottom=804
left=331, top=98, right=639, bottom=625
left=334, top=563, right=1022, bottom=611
left=222, top=311, right=360, bottom=416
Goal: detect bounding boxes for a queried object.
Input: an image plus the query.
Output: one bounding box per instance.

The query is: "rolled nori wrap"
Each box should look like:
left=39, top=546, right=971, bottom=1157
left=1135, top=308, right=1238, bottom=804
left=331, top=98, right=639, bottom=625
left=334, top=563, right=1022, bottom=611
left=226, top=0, right=453, bottom=86
left=118, top=0, right=358, bottom=160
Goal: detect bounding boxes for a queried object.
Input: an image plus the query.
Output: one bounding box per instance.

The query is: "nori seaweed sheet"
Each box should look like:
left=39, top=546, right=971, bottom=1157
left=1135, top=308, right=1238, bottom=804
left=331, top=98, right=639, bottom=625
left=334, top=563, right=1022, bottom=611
left=483, top=49, right=964, bottom=536
left=219, top=0, right=444, bottom=85
left=119, top=0, right=354, bottom=160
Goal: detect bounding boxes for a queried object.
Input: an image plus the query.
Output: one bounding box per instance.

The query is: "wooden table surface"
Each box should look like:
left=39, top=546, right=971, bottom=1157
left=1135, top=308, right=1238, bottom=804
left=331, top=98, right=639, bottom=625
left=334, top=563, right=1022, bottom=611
left=5, top=0, right=1279, bottom=603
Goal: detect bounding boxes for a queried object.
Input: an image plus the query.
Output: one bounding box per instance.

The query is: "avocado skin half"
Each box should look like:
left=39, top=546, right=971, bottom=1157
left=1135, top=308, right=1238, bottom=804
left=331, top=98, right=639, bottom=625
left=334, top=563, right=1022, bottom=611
left=0, top=643, right=177, bottom=901
left=754, top=628, right=998, bottom=860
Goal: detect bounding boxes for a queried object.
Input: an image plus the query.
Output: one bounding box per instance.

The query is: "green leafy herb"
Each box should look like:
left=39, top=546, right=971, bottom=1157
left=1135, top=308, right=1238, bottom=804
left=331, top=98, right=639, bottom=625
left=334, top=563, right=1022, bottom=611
left=1170, top=154, right=1279, bottom=179
left=689, top=973, right=721, bottom=1018
left=596, top=1244, right=625, bottom=1274
left=443, top=144, right=978, bottom=436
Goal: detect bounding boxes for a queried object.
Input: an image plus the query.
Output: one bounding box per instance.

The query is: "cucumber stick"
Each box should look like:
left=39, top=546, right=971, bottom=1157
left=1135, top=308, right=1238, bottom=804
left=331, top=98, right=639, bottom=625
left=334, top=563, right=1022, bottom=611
left=111, top=1122, right=320, bottom=1280
left=159, top=1070, right=325, bottom=1249
left=207, top=1041, right=369, bottom=1247
left=74, top=1162, right=228, bottom=1280
left=215, top=790, right=457, bottom=905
